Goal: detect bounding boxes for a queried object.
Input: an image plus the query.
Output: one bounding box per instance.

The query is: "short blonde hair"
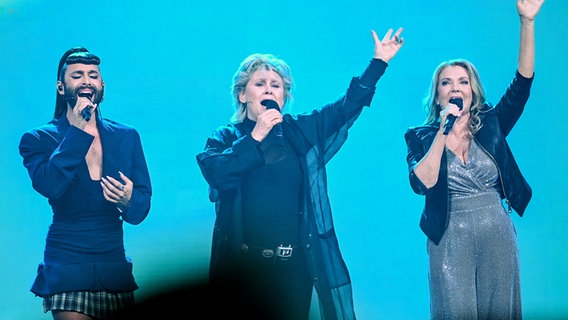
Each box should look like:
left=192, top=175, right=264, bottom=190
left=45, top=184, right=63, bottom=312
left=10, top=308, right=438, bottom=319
left=230, top=53, right=293, bottom=123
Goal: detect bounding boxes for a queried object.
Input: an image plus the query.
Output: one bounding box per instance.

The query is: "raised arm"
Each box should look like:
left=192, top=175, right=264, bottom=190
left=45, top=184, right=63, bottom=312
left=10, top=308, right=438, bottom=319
left=516, top=0, right=544, bottom=78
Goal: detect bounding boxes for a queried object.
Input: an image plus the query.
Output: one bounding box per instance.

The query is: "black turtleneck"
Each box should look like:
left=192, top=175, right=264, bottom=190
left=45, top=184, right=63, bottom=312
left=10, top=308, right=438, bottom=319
left=241, top=118, right=303, bottom=248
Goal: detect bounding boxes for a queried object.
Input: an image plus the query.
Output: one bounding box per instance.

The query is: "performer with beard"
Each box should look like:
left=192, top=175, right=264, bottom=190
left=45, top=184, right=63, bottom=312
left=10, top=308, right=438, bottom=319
left=18, top=47, right=152, bottom=320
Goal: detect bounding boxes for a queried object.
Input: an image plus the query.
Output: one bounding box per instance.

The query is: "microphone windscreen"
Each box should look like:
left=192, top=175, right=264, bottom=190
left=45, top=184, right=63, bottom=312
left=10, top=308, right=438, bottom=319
left=261, top=99, right=280, bottom=112
left=449, top=97, right=463, bottom=110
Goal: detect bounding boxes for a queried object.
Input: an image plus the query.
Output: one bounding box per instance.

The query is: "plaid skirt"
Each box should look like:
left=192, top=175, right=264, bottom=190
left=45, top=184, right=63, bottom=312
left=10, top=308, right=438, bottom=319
left=43, top=291, right=134, bottom=319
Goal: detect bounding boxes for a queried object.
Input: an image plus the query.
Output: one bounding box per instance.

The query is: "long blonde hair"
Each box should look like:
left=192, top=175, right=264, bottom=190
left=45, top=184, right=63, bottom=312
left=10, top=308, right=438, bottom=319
left=422, top=59, right=486, bottom=134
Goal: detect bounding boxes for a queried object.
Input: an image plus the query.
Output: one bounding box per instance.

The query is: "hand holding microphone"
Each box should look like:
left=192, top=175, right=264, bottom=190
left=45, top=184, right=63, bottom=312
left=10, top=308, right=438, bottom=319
left=442, top=97, right=463, bottom=135
left=77, top=92, right=93, bottom=121
left=261, top=99, right=284, bottom=144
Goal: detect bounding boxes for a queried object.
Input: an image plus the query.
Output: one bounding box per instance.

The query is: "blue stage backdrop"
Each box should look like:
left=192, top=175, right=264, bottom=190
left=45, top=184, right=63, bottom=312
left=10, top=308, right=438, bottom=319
left=1, top=1, right=566, bottom=319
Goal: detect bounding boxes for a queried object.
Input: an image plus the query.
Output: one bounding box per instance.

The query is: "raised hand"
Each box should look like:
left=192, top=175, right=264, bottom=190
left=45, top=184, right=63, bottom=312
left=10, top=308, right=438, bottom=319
left=371, top=27, right=404, bottom=63
left=517, top=0, right=544, bottom=21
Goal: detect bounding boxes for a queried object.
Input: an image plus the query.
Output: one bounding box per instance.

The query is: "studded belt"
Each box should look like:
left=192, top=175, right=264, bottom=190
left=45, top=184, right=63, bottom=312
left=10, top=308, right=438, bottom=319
left=241, top=243, right=301, bottom=261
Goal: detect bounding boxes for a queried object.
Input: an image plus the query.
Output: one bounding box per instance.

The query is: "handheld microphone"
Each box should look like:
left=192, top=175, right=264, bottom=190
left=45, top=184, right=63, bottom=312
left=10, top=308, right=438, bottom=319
left=78, top=92, right=93, bottom=121
left=443, top=97, right=463, bottom=135
left=260, top=99, right=283, bottom=144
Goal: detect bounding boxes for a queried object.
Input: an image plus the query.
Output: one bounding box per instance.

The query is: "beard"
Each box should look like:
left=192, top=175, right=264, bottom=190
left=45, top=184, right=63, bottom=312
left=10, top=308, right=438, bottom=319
left=63, top=84, right=105, bottom=107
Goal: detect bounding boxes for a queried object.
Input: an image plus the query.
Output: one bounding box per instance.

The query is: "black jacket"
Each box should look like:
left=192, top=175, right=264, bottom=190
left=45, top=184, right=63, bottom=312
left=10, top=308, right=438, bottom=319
left=404, top=71, right=533, bottom=245
left=196, top=59, right=388, bottom=319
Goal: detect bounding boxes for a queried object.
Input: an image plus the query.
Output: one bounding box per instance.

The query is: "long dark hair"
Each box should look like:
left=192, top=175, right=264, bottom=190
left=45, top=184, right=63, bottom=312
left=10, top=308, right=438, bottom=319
left=53, top=47, right=101, bottom=119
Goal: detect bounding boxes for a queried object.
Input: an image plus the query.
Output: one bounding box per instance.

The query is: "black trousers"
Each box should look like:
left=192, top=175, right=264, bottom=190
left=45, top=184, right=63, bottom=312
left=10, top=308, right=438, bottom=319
left=232, top=246, right=314, bottom=320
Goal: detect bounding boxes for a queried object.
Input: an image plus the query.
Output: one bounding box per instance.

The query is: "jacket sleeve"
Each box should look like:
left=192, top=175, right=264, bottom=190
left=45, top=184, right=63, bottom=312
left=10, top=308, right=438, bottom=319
left=323, top=58, right=388, bottom=128
left=196, top=126, right=265, bottom=200
left=495, top=71, right=534, bottom=136
left=404, top=127, right=430, bottom=195
left=293, top=59, right=388, bottom=161
left=119, top=129, right=152, bottom=225
left=19, top=125, right=94, bottom=200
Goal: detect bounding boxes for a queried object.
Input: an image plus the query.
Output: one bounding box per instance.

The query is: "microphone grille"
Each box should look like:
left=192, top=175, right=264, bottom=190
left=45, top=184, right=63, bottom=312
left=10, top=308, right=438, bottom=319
left=261, top=99, right=280, bottom=112
left=449, top=97, right=463, bottom=110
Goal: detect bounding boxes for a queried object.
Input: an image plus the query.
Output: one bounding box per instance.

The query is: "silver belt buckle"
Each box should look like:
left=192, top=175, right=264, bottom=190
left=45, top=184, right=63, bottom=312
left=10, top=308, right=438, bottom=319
left=261, top=249, right=274, bottom=258
left=276, top=244, right=293, bottom=259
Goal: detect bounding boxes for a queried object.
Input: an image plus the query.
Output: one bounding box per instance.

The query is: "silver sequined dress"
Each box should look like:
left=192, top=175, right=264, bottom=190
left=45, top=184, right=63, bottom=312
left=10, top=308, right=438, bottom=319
left=428, top=139, right=522, bottom=320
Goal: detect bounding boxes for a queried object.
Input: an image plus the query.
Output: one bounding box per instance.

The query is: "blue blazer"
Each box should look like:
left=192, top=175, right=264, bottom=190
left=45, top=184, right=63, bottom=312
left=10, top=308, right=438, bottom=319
left=19, top=111, right=152, bottom=296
